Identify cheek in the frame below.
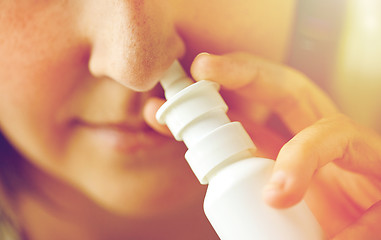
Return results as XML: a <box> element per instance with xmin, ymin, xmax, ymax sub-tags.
<box><xmin>0</xmin><ymin>6</ymin><xmax>89</xmax><ymax>163</ymax></box>
<box><xmin>0</xmin><ymin>48</ymin><xmax>90</xmax><ymax>169</ymax></box>
<box><xmin>0</xmin><ymin>46</ymin><xmax>89</xmax><ymax>127</ymax></box>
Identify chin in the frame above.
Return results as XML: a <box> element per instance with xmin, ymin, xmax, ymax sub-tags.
<box><xmin>79</xmin><ymin>165</ymin><xmax>205</xmax><ymax>218</ymax></box>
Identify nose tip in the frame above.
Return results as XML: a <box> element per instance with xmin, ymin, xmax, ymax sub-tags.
<box><xmin>89</xmin><ymin>47</ymin><xmax>163</xmax><ymax>92</ymax></box>
<box><xmin>86</xmin><ymin>1</ymin><xmax>185</xmax><ymax>92</ymax></box>
<box><xmin>88</xmin><ymin>32</ymin><xmax>167</xmax><ymax>92</ymax></box>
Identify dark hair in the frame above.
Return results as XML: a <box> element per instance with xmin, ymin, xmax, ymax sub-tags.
<box><xmin>0</xmin><ymin>132</ymin><xmax>26</xmax><ymax>239</ymax></box>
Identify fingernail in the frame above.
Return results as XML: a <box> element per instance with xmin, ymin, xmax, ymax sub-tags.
<box><xmin>196</xmin><ymin>52</ymin><xmax>211</xmax><ymax>59</ymax></box>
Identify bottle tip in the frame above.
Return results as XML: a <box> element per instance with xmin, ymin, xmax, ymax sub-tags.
<box><xmin>160</xmin><ymin>61</ymin><xmax>193</xmax><ymax>99</ymax></box>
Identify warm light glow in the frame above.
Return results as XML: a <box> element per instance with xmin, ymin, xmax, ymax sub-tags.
<box><xmin>338</xmin><ymin>0</ymin><xmax>381</xmax><ymax>75</ymax></box>
<box><xmin>333</xmin><ymin>0</ymin><xmax>381</xmax><ymax>130</ymax></box>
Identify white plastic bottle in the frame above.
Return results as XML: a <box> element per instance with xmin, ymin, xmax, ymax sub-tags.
<box><xmin>156</xmin><ymin>61</ymin><xmax>324</xmax><ymax>240</ymax></box>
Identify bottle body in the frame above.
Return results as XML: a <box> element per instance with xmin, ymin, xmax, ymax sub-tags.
<box><xmin>204</xmin><ymin>157</ymin><xmax>325</xmax><ymax>240</ymax></box>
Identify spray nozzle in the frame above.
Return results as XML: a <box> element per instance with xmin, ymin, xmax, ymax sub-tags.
<box><xmin>159</xmin><ymin>61</ymin><xmax>194</xmax><ymax>99</ymax></box>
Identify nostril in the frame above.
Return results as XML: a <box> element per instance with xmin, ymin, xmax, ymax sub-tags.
<box><xmin>83</xmin><ymin>0</ymin><xmax>186</xmax><ymax>93</ymax></box>
<box><xmin>87</xmin><ymin>39</ymin><xmax>163</xmax><ymax>91</ymax></box>
<box><xmin>88</xmin><ymin>44</ymin><xmax>109</xmax><ymax>80</ymax></box>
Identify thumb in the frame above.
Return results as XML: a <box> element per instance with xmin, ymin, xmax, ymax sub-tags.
<box><xmin>263</xmin><ymin>114</ymin><xmax>355</xmax><ymax>208</ymax></box>
<box><xmin>332</xmin><ymin>201</ymin><xmax>381</xmax><ymax>240</ymax></box>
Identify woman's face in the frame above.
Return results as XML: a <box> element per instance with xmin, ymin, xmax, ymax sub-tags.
<box><xmin>0</xmin><ymin>0</ymin><xmax>293</xmax><ymax>216</ymax></box>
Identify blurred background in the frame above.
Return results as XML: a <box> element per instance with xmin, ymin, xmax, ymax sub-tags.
<box><xmin>288</xmin><ymin>0</ymin><xmax>381</xmax><ymax>133</ymax></box>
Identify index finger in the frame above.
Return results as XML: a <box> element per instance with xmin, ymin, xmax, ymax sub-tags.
<box><xmin>190</xmin><ymin>52</ymin><xmax>338</xmax><ymax>134</ymax></box>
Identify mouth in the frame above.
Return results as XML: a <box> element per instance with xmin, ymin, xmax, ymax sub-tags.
<box><xmin>71</xmin><ymin>119</ymin><xmax>169</xmax><ymax>155</ymax></box>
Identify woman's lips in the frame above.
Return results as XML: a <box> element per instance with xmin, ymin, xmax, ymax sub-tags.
<box><xmin>67</xmin><ymin>119</ymin><xmax>188</xmax><ymax>169</ymax></box>
<box><xmin>73</xmin><ymin>120</ymin><xmax>169</xmax><ymax>154</ymax></box>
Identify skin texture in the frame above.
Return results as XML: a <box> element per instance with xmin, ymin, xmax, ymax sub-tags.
<box><xmin>1</xmin><ymin>0</ymin><xmax>380</xmax><ymax>239</ymax></box>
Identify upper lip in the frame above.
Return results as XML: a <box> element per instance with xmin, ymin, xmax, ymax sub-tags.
<box><xmin>70</xmin><ymin>119</ymin><xmax>151</xmax><ymax>133</ymax></box>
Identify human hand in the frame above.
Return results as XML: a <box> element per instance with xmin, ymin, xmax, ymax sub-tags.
<box><xmin>186</xmin><ymin>52</ymin><xmax>381</xmax><ymax>239</ymax></box>
<box><xmin>143</xmin><ymin>52</ymin><xmax>381</xmax><ymax>239</ymax></box>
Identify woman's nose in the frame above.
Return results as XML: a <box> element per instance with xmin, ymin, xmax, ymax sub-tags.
<box><xmin>84</xmin><ymin>0</ymin><xmax>185</xmax><ymax>91</ymax></box>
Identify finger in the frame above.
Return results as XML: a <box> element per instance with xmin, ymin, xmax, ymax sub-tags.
<box><xmin>191</xmin><ymin>52</ymin><xmax>338</xmax><ymax>134</ymax></box>
<box><xmin>263</xmin><ymin>114</ymin><xmax>357</xmax><ymax>209</ymax></box>
<box><xmin>191</xmin><ymin>52</ymin><xmax>258</xmax><ymax>89</ymax></box>
<box><xmin>143</xmin><ymin>97</ymin><xmax>172</xmax><ymax>136</ymax></box>
<box><xmin>332</xmin><ymin>201</ymin><xmax>381</xmax><ymax>240</ymax></box>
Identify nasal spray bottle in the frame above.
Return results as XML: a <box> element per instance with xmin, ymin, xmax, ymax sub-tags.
<box><xmin>156</xmin><ymin>61</ymin><xmax>324</xmax><ymax>240</ymax></box>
